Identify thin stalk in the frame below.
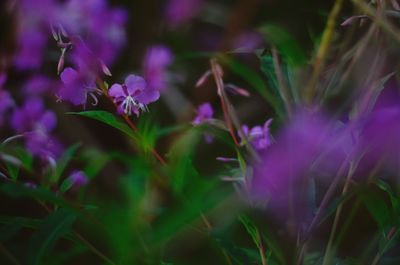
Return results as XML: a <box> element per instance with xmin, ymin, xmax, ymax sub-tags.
<box><xmin>210</xmin><ymin>59</ymin><xmax>240</xmax><ymax>147</ymax></box>
<box><xmin>0</xmin><ymin>243</ymin><xmax>21</xmax><ymax>265</ymax></box>
<box><xmin>271</xmin><ymin>47</ymin><xmax>292</xmax><ymax>116</ymax></box>
<box><xmin>371</xmin><ymin>228</ymin><xmax>399</xmax><ymax>265</ymax></box>
<box><xmin>352</xmin><ymin>0</ymin><xmax>400</xmax><ymax>43</ymax></box>
<box><xmin>73</xmin><ymin>232</ymin><xmax>117</xmax><ymax>265</ymax></box>
<box><xmin>305</xmin><ymin>0</ymin><xmax>344</xmax><ymax>103</ymax></box>
<box><xmin>210</xmin><ymin>58</ymin><xmax>260</xmax><ymax>161</ymax></box>
<box><xmin>321</xmin><ymin>162</ymin><xmax>357</xmax><ymax>265</ymax></box>
<box><xmin>256</xmin><ymin>229</ymin><xmax>268</xmax><ymax>265</ymax></box>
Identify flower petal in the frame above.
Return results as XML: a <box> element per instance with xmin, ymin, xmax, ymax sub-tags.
<box><xmin>125</xmin><ymin>75</ymin><xmax>146</xmax><ymax>95</ymax></box>
<box><xmin>109</xmin><ymin>83</ymin><xmax>125</xmax><ymax>98</ymax></box>
<box><xmin>136</xmin><ymin>88</ymin><xmax>160</xmax><ymax>104</ymax></box>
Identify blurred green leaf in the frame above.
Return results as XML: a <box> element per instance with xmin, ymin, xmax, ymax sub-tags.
<box><xmin>361</xmin><ymin>188</ymin><xmax>392</xmax><ymax>230</ymax></box>
<box><xmin>0</xmin><ymin>182</ymin><xmax>69</xmax><ymax>208</ymax></box>
<box><xmin>218</xmin><ymin>55</ymin><xmax>283</xmax><ymax>118</ymax></box>
<box><xmin>81</xmin><ymin>149</ymin><xmax>110</xmax><ymax>179</ymax></box>
<box><xmin>259</xmin><ymin>24</ymin><xmax>308</xmax><ymax>67</ymax></box>
<box><xmin>27</xmin><ymin>209</ymin><xmax>77</xmax><ymax>265</ymax></box>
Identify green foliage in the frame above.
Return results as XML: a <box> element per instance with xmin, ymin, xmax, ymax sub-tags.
<box><xmin>68</xmin><ymin>110</ymin><xmax>137</xmax><ymax>139</ymax></box>
<box><xmin>26</xmin><ymin>209</ymin><xmax>77</xmax><ymax>265</ymax></box>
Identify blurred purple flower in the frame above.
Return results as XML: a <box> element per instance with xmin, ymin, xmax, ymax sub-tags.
<box><xmin>241</xmin><ymin>119</ymin><xmax>272</xmax><ymax>151</ymax></box>
<box><xmin>0</xmin><ymin>90</ymin><xmax>14</xmax><ymax>126</ymax></box>
<box><xmin>11</xmin><ymin>98</ymin><xmax>56</xmax><ymax>134</ymax></box>
<box><xmin>251</xmin><ymin>111</ymin><xmax>351</xmax><ymax>222</ymax></box>
<box><xmin>23</xmin><ymin>75</ymin><xmax>56</xmax><ymax>95</ymax></box>
<box><xmin>109</xmin><ymin>75</ymin><xmax>160</xmax><ymax>116</ymax></box>
<box><xmin>192</xmin><ymin>103</ymin><xmax>213</xmax><ymax>125</ymax></box>
<box><xmin>58</xmin><ymin>67</ymin><xmax>98</xmax><ymax>106</ymax></box>
<box><xmin>165</xmin><ymin>0</ymin><xmax>203</xmax><ymax>27</ymax></box>
<box><xmin>358</xmin><ymin>105</ymin><xmax>400</xmax><ymax>170</ymax></box>
<box><xmin>143</xmin><ymin>45</ymin><xmax>173</xmax><ymax>92</ymax></box>
<box><xmin>11</xmin><ymin>98</ymin><xmax>61</xmax><ymax>159</ymax></box>
<box><xmin>14</xmin><ymin>0</ymin><xmax>57</xmax><ymax>70</ymax></box>
<box><xmin>67</xmin><ymin>170</ymin><xmax>89</xmax><ymax>189</ymax></box>
<box><xmin>25</xmin><ymin>131</ymin><xmax>63</xmax><ymax>159</ymax></box>
<box><xmin>59</xmin><ymin>0</ymin><xmax>128</xmax><ymax>64</ymax></box>
<box><xmin>13</xmin><ymin>31</ymin><xmax>48</xmax><ymax>70</ymax></box>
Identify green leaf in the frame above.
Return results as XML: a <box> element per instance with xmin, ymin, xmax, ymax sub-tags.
<box><xmin>81</xmin><ymin>149</ymin><xmax>110</xmax><ymax>179</ymax></box>
<box><xmin>361</xmin><ymin>188</ymin><xmax>392</xmax><ymax>230</ymax></box>
<box><xmin>27</xmin><ymin>209</ymin><xmax>77</xmax><ymax>265</ymax></box>
<box><xmin>218</xmin><ymin>55</ymin><xmax>283</xmax><ymax>118</ymax></box>
<box><xmin>68</xmin><ymin>111</ymin><xmax>137</xmax><ymax>139</ymax></box>
<box><xmin>0</xmin><ymin>182</ymin><xmax>69</xmax><ymax>208</ymax></box>
<box><xmin>238</xmin><ymin>215</ymin><xmax>261</xmax><ymax>249</ymax></box>
<box><xmin>259</xmin><ymin>24</ymin><xmax>307</xmax><ymax>67</ymax></box>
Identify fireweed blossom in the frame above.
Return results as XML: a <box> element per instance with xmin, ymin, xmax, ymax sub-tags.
<box><xmin>58</xmin><ymin>67</ymin><xmax>99</xmax><ymax>106</ymax></box>
<box><xmin>240</xmin><ymin>119</ymin><xmax>272</xmax><ymax>151</ymax></box>
<box><xmin>11</xmin><ymin>98</ymin><xmax>61</xmax><ymax>159</ymax></box>
<box><xmin>250</xmin><ymin>111</ymin><xmax>353</xmax><ymax>224</ymax></box>
<box><xmin>192</xmin><ymin>103</ymin><xmax>213</xmax><ymax>125</ymax></box>
<box><xmin>192</xmin><ymin>103</ymin><xmax>214</xmax><ymax>143</ymax></box>
<box><xmin>66</xmin><ymin>170</ymin><xmax>89</xmax><ymax>190</ymax></box>
<box><xmin>109</xmin><ymin>75</ymin><xmax>160</xmax><ymax>116</ymax></box>
<box><xmin>58</xmin><ymin>0</ymin><xmax>128</xmax><ymax>64</ymax></box>
<box><xmin>0</xmin><ymin>90</ymin><xmax>14</xmax><ymax>126</ymax></box>
<box><xmin>143</xmin><ymin>45</ymin><xmax>174</xmax><ymax>92</ymax></box>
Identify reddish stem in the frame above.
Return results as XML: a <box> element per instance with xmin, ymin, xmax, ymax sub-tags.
<box><xmin>210</xmin><ymin>59</ymin><xmax>240</xmax><ymax>147</ymax></box>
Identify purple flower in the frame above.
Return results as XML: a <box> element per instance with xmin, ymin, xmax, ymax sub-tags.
<box><xmin>66</xmin><ymin>170</ymin><xmax>89</xmax><ymax>189</ymax></box>
<box><xmin>241</xmin><ymin>119</ymin><xmax>272</xmax><ymax>151</ymax></box>
<box><xmin>23</xmin><ymin>75</ymin><xmax>56</xmax><ymax>95</ymax></box>
<box><xmin>109</xmin><ymin>75</ymin><xmax>160</xmax><ymax>116</ymax></box>
<box><xmin>11</xmin><ymin>98</ymin><xmax>56</xmax><ymax>134</ymax></box>
<box><xmin>59</xmin><ymin>0</ymin><xmax>128</xmax><ymax>64</ymax></box>
<box><xmin>13</xmin><ymin>0</ymin><xmax>54</xmax><ymax>70</ymax></box>
<box><xmin>251</xmin><ymin>111</ymin><xmax>351</xmax><ymax>222</ymax></box>
<box><xmin>25</xmin><ymin>131</ymin><xmax>62</xmax><ymax>159</ymax></box>
<box><xmin>58</xmin><ymin>67</ymin><xmax>98</xmax><ymax>106</ymax></box>
<box><xmin>14</xmin><ymin>30</ymin><xmax>48</xmax><ymax>70</ymax></box>
<box><xmin>0</xmin><ymin>90</ymin><xmax>14</xmax><ymax>126</ymax></box>
<box><xmin>143</xmin><ymin>45</ymin><xmax>173</xmax><ymax>92</ymax></box>
<box><xmin>165</xmin><ymin>0</ymin><xmax>203</xmax><ymax>27</ymax></box>
<box><xmin>11</xmin><ymin>98</ymin><xmax>62</xmax><ymax>159</ymax></box>
<box><xmin>192</xmin><ymin>103</ymin><xmax>213</xmax><ymax>125</ymax></box>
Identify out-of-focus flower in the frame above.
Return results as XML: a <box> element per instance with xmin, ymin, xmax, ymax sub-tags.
<box><xmin>192</xmin><ymin>103</ymin><xmax>213</xmax><ymax>125</ymax></box>
<box><xmin>165</xmin><ymin>0</ymin><xmax>203</xmax><ymax>27</ymax></box>
<box><xmin>11</xmin><ymin>98</ymin><xmax>61</xmax><ymax>159</ymax></box>
<box><xmin>14</xmin><ymin>0</ymin><xmax>57</xmax><ymax>70</ymax></box>
<box><xmin>358</xmin><ymin>105</ymin><xmax>400</xmax><ymax>170</ymax></box>
<box><xmin>66</xmin><ymin>170</ymin><xmax>89</xmax><ymax>189</ymax></box>
<box><xmin>59</xmin><ymin>0</ymin><xmax>128</xmax><ymax>64</ymax></box>
<box><xmin>25</xmin><ymin>131</ymin><xmax>62</xmax><ymax>159</ymax></box>
<box><xmin>11</xmin><ymin>98</ymin><xmax>56</xmax><ymax>133</ymax></box>
<box><xmin>192</xmin><ymin>103</ymin><xmax>214</xmax><ymax>143</ymax></box>
<box><xmin>251</xmin><ymin>111</ymin><xmax>352</xmax><ymax>222</ymax></box>
<box><xmin>0</xmin><ymin>91</ymin><xmax>14</xmax><ymax>126</ymax></box>
<box><xmin>58</xmin><ymin>67</ymin><xmax>98</xmax><ymax>106</ymax></box>
<box><xmin>143</xmin><ymin>45</ymin><xmax>173</xmax><ymax>92</ymax></box>
<box><xmin>240</xmin><ymin>119</ymin><xmax>272</xmax><ymax>151</ymax></box>
<box><xmin>23</xmin><ymin>75</ymin><xmax>56</xmax><ymax>95</ymax></box>
<box><xmin>109</xmin><ymin>75</ymin><xmax>159</xmax><ymax>116</ymax></box>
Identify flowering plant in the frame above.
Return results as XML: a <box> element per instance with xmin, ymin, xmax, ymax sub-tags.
<box><xmin>0</xmin><ymin>0</ymin><xmax>400</xmax><ymax>264</ymax></box>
